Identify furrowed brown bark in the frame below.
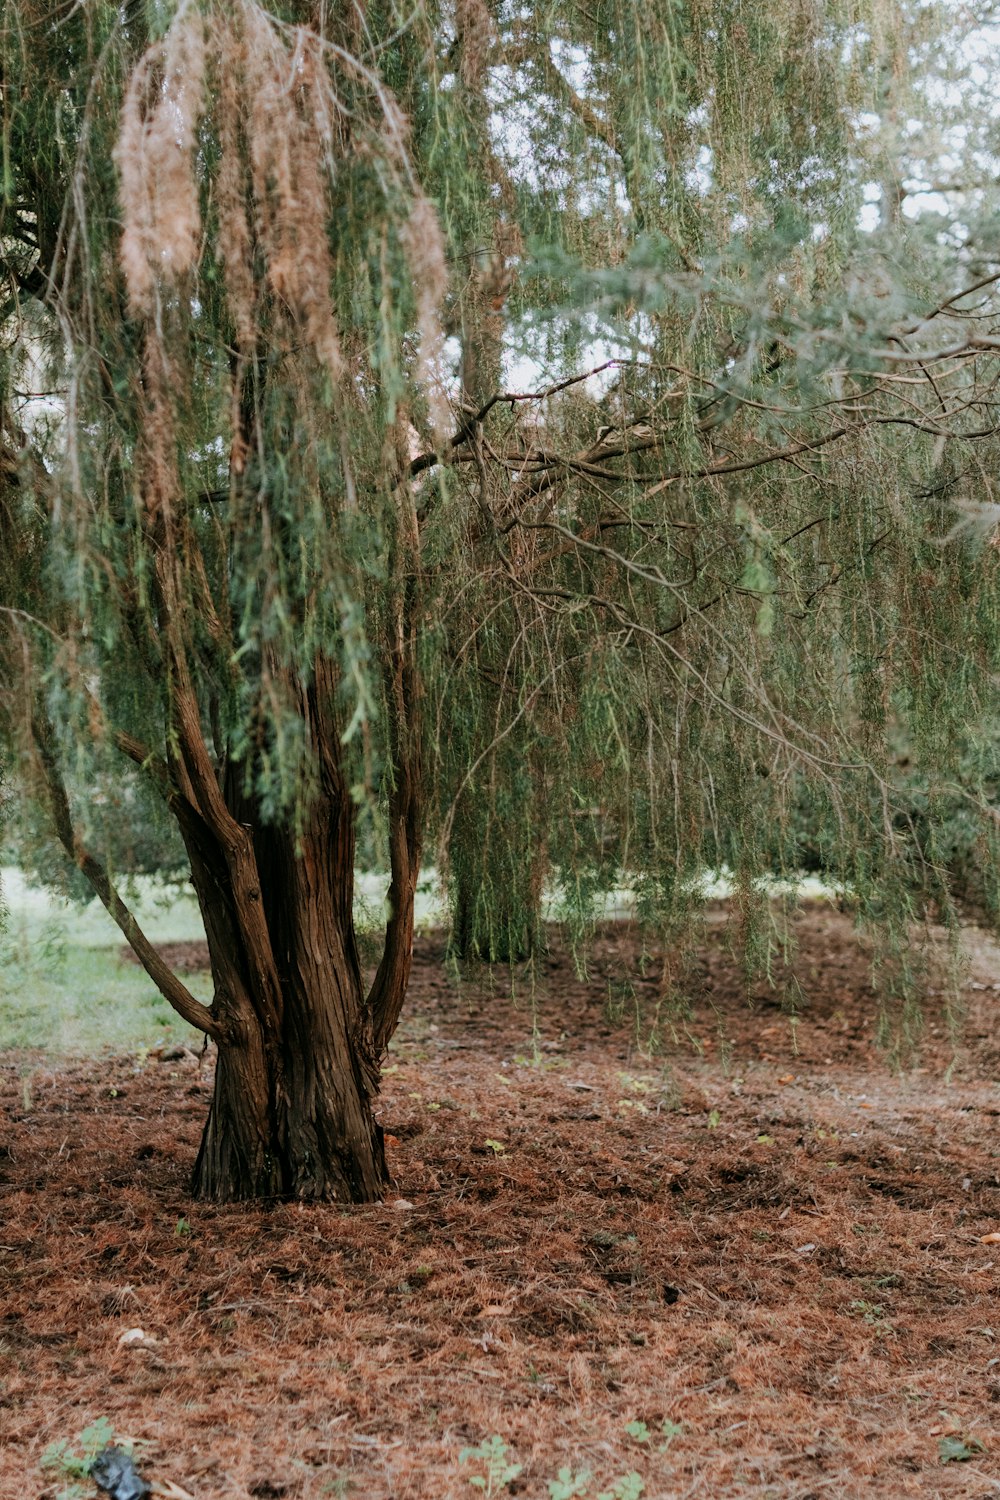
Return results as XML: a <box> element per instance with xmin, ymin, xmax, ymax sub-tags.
<box><xmin>186</xmin><ymin>791</ymin><xmax>389</xmax><ymax>1203</ymax></box>
<box><xmin>175</xmin><ymin>665</ymin><xmax>393</xmax><ymax>1203</ymax></box>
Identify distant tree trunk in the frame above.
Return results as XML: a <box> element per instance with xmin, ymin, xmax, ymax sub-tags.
<box><xmin>451</xmin><ymin>887</ymin><xmax>536</xmax><ymax>963</ymax></box>
<box><xmin>448</xmin><ymin>790</ymin><xmax>544</xmax><ymax>964</ymax></box>
<box><xmin>444</xmin><ymin>3</ymin><xmax>536</xmax><ymax>965</ymax></box>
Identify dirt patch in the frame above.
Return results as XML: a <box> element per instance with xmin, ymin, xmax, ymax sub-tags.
<box><xmin>4</xmin><ymin>906</ymin><xmax>1000</xmax><ymax>1498</ymax></box>
<box><xmin>120</xmin><ymin>940</ymin><xmax>212</xmax><ymax>975</ymax></box>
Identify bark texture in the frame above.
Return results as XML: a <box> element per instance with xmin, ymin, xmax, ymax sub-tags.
<box><xmin>176</xmin><ymin>673</ymin><xmax>403</xmax><ymax>1203</ymax></box>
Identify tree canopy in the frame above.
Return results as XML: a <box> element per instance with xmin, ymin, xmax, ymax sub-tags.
<box><xmin>1</xmin><ymin>0</ymin><xmax>999</xmax><ymax>1199</ymax></box>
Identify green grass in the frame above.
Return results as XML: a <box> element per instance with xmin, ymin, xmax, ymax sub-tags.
<box><xmin>0</xmin><ymin>943</ymin><xmax>210</xmax><ymax>1054</ymax></box>
<box><xmin>1</xmin><ymin>866</ymin><xmax>208</xmax><ymax>1055</ymax></box>
<box><xmin>2</xmin><ymin>866</ymin><xmax>207</xmax><ymax>949</ymax></box>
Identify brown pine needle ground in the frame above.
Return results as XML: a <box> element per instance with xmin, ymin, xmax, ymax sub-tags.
<box><xmin>2</xmin><ymin>907</ymin><xmax>1000</xmax><ymax>1498</ymax></box>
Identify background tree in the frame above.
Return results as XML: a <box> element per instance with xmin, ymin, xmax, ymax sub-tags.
<box><xmin>1</xmin><ymin>0</ymin><xmax>999</xmax><ymax>1202</ymax></box>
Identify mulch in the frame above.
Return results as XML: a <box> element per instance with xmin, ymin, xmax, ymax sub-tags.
<box><xmin>3</xmin><ymin>906</ymin><xmax>1000</xmax><ymax>1498</ymax></box>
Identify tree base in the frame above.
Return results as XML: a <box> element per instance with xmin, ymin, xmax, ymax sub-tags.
<box><xmin>190</xmin><ymin>1039</ymin><xmax>390</xmax><ymax>1203</ymax></box>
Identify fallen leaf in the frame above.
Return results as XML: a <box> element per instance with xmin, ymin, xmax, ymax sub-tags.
<box><xmin>939</xmin><ymin>1434</ymin><xmax>986</xmax><ymax>1464</ymax></box>
<box><xmin>979</xmin><ymin>1232</ymin><xmax>1000</xmax><ymax>1244</ymax></box>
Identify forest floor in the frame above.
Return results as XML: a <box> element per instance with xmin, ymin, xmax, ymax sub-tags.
<box><xmin>2</xmin><ymin>904</ymin><xmax>1000</xmax><ymax>1499</ymax></box>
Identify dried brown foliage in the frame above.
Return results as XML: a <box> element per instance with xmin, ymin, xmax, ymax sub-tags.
<box><xmin>457</xmin><ymin>0</ymin><xmax>496</xmax><ymax>89</ymax></box>
<box><xmin>115</xmin><ymin>2</ymin><xmax>451</xmax><ymax>416</ymax></box>
<box><xmin>115</xmin><ymin>9</ymin><xmax>207</xmax><ymax>312</ymax></box>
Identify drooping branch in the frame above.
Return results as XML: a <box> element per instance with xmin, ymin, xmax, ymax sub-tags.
<box><xmin>135</xmin><ymin>325</ymin><xmax>287</xmax><ymax>1044</ymax></box>
<box><xmin>368</xmin><ymin>455</ymin><xmax>423</xmax><ymax>1054</ymax></box>
<box><xmin>30</xmin><ymin>708</ymin><xmax>221</xmax><ymax>1040</ymax></box>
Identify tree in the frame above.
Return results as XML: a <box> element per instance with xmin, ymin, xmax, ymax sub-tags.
<box><xmin>1</xmin><ymin>0</ymin><xmax>998</xmax><ymax>1201</ymax></box>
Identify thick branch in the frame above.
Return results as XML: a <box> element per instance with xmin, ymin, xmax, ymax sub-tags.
<box><xmin>31</xmin><ymin>710</ymin><xmax>221</xmax><ymax>1040</ymax></box>
<box><xmin>368</xmin><ymin>457</ymin><xmax>422</xmax><ymax>1053</ymax></box>
<box><xmin>367</xmin><ymin>755</ymin><xmax>420</xmax><ymax>1054</ymax></box>
<box><xmin>408</xmin><ymin>361</ymin><xmax>634</xmax><ymax>481</ymax></box>
<box><xmin>138</xmin><ymin>348</ymin><xmax>284</xmax><ymax>1040</ymax></box>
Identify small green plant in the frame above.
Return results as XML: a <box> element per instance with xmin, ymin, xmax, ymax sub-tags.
<box><xmin>483</xmin><ymin>1139</ymin><xmax>507</xmax><ymax>1156</ymax></box>
<box><xmin>618</xmin><ymin>1073</ymin><xmax>652</xmax><ymax>1094</ymax></box>
<box><xmin>459</xmin><ymin>1435</ymin><xmax>522</xmax><ymax>1495</ymax></box>
<box><xmin>321</xmin><ymin>1477</ymin><xmax>355</xmax><ymax>1497</ymax></box>
<box><xmin>538</xmin><ymin>1470</ymin><xmax>646</xmax><ymax>1500</ymax></box>
<box><xmin>41</xmin><ymin>1417</ymin><xmax>119</xmax><ymax>1500</ymax></box>
<box><xmin>939</xmin><ymin>1434</ymin><xmax>986</xmax><ymax>1464</ymax></box>
<box><xmin>849</xmin><ymin>1299</ymin><xmax>887</xmax><ymax>1326</ymax></box>
<box><xmin>659</xmin><ymin>1419</ymin><xmax>684</xmax><ymax>1448</ymax></box>
<box><xmin>547</xmin><ymin>1469</ymin><xmax>592</xmax><ymax>1499</ymax></box>
<box><xmin>596</xmin><ymin>1475</ymin><xmax>644</xmax><ymax>1500</ymax></box>
<box><xmin>174</xmin><ymin>1216</ymin><xmax>192</xmax><ymax>1237</ymax></box>
<box><xmin>624</xmin><ymin>1420</ymin><xmax>650</xmax><ymax>1444</ymax></box>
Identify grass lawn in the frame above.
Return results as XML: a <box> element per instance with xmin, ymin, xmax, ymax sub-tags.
<box><xmin>1</xmin><ymin>867</ymin><xmax>210</xmax><ymax>1054</ymax></box>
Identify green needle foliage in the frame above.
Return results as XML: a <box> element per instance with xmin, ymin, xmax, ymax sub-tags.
<box><xmin>1</xmin><ymin>0</ymin><xmax>998</xmax><ymax>1198</ymax></box>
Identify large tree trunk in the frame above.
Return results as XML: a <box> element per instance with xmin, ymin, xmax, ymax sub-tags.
<box><xmin>186</xmin><ymin>788</ymin><xmax>392</xmax><ymax>1202</ymax></box>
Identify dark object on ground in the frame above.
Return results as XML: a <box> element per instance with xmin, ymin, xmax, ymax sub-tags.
<box><xmin>89</xmin><ymin>1446</ymin><xmax>151</xmax><ymax>1500</ymax></box>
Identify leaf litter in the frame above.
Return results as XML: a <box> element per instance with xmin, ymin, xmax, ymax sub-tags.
<box><xmin>2</xmin><ymin>906</ymin><xmax>1000</xmax><ymax>1497</ymax></box>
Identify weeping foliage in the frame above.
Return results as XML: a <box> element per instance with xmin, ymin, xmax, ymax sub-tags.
<box><xmin>2</xmin><ymin>0</ymin><xmax>999</xmax><ymax>1040</ymax></box>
